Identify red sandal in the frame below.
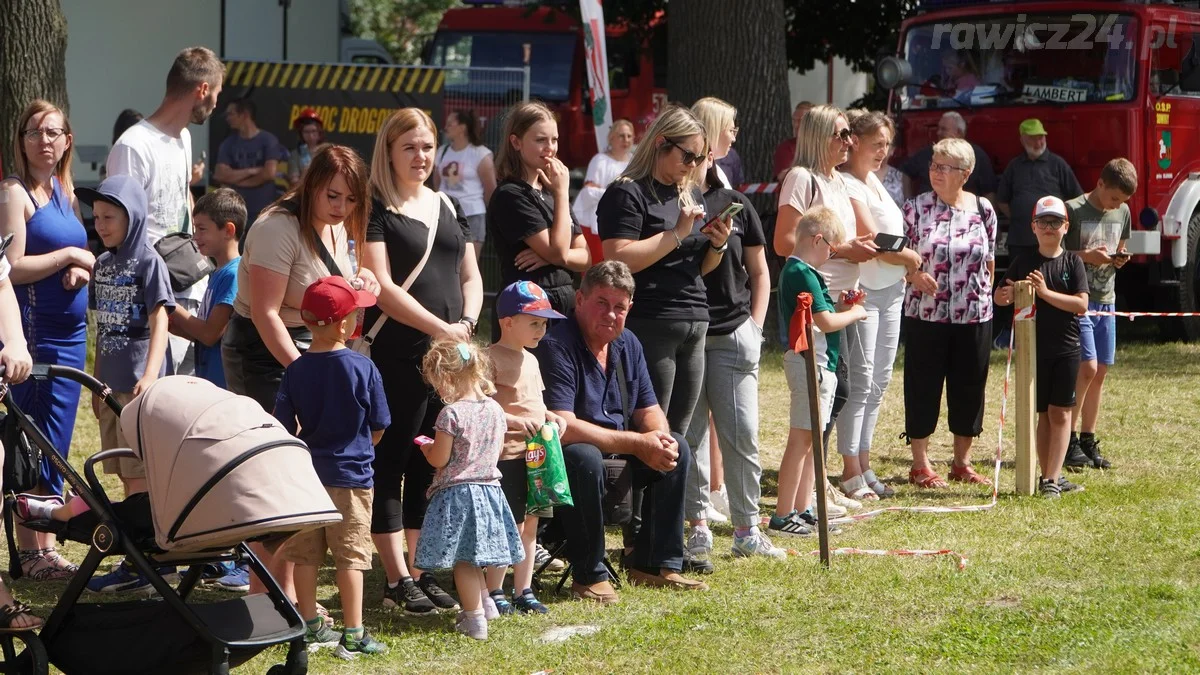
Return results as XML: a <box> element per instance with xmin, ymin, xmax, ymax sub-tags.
<box><xmin>908</xmin><ymin>466</ymin><xmax>948</xmax><ymax>489</ymax></box>
<box><xmin>948</xmin><ymin>463</ymin><xmax>992</xmax><ymax>486</ymax></box>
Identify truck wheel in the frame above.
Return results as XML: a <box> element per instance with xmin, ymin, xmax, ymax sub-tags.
<box><xmin>1175</xmin><ymin>209</ymin><xmax>1200</xmax><ymax>341</ymax></box>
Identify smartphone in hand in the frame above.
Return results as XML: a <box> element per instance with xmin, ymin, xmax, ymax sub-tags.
<box><xmin>702</xmin><ymin>201</ymin><xmax>745</xmax><ymax>232</ymax></box>
<box><xmin>873</xmin><ymin>232</ymin><xmax>907</xmax><ymax>253</ymax></box>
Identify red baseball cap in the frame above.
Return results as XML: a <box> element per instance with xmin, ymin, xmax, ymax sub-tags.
<box><xmin>301</xmin><ymin>276</ymin><xmax>376</xmax><ymax>326</ymax></box>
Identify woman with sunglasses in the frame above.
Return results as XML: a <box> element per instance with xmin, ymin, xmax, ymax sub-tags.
<box><xmin>597</xmin><ymin>105</ymin><xmax>731</xmax><ymax>567</ymax></box>
<box><xmin>773</xmin><ymin>103</ymin><xmax>877</xmax><ymax>515</ymax></box>
<box><xmin>0</xmin><ymin>100</ymin><xmax>92</xmax><ymax>581</ymax></box>
<box><xmin>901</xmin><ymin>137</ymin><xmax>996</xmax><ymax>489</ymax></box>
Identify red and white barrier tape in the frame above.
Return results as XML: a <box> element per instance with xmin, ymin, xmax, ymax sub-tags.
<box><xmin>787</xmin><ymin>547</ymin><xmax>970</xmax><ymax>570</ymax></box>
<box><xmin>734</xmin><ymin>182</ymin><xmax>780</xmax><ymax>195</ymax></box>
<box><xmin>1015</xmin><ymin>305</ymin><xmax>1036</xmax><ymax>321</ymax></box>
<box><xmin>1086</xmin><ymin>310</ymin><xmax>1200</xmax><ymax>319</ymax></box>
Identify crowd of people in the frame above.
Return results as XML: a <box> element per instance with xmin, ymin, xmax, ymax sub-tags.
<box><xmin>0</xmin><ymin>45</ymin><xmax>1134</xmax><ymax>651</ymax></box>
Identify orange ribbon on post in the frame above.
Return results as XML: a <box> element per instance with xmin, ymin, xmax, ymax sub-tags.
<box><xmin>789</xmin><ymin>292</ymin><xmax>831</xmax><ymax>567</ymax></box>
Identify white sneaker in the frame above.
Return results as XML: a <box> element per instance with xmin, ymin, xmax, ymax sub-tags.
<box><xmin>810</xmin><ymin>491</ymin><xmax>848</xmax><ymax>517</ymax></box>
<box><xmin>704</xmin><ymin>504</ymin><xmax>729</xmax><ymax>523</ymax></box>
<box><xmin>534</xmin><ymin>543</ymin><xmax>566</xmax><ymax>572</ymax></box>
<box><xmin>683</xmin><ymin>526</ymin><xmax>714</xmax><ymax>574</ymax></box>
<box><xmin>731</xmin><ymin>527</ymin><xmax>787</xmax><ymax>559</ymax></box>
<box><xmin>710</xmin><ymin>484</ymin><xmax>731</xmax><ymax>520</ymax></box>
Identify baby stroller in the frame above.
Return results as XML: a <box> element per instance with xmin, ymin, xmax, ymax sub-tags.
<box><xmin>1</xmin><ymin>367</ymin><xmax>343</xmax><ymax>675</ymax></box>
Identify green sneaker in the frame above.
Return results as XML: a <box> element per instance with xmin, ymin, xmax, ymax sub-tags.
<box><xmin>304</xmin><ymin>620</ymin><xmax>342</xmax><ymax>651</ymax></box>
<box><xmin>335</xmin><ymin>629</ymin><xmax>387</xmax><ymax>660</ymax></box>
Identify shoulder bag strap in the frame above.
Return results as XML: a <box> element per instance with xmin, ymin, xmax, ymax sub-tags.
<box><xmin>612</xmin><ymin>348</ymin><xmax>632</xmax><ymax>431</ymax></box>
<box><xmin>808</xmin><ymin>171</ymin><xmax>818</xmax><ymax>211</ymax></box>
<box><xmin>363</xmin><ymin>191</ymin><xmax>451</xmax><ymax>342</ymax></box>
<box><xmin>314</xmin><ymin>237</ymin><xmax>344</xmax><ymax>278</ymax></box>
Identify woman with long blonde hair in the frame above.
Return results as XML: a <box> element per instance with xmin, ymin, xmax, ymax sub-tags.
<box><xmin>361</xmin><ymin>107</ymin><xmax>483</xmax><ymax>615</ymax></box>
<box><xmin>597</xmin><ymin>105</ymin><xmax>730</xmax><ymax>582</ymax></box>
<box><xmin>680</xmin><ymin>96</ymin><xmax>784</xmax><ymax>562</ymax></box>
<box><xmin>772</xmin><ymin>104</ymin><xmax>880</xmax><ymax>522</ymax></box>
<box><xmin>0</xmin><ymin>100</ymin><xmax>92</xmax><ymax>580</ymax></box>
<box><xmin>486</xmin><ymin>101</ymin><xmax>590</xmax><ymax>341</ymax></box>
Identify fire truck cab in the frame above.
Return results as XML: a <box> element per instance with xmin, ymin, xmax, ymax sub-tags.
<box><xmin>878</xmin><ymin>0</ymin><xmax>1200</xmax><ymax>338</ymax></box>
<box><xmin>428</xmin><ymin>2</ymin><xmax>666</xmax><ymax>171</ymax></box>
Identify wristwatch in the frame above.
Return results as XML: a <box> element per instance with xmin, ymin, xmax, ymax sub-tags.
<box><xmin>459</xmin><ymin>317</ymin><xmax>477</xmax><ymax>337</ymax></box>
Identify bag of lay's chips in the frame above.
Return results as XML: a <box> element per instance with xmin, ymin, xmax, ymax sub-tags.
<box><xmin>526</xmin><ymin>422</ymin><xmax>573</xmax><ymax>509</ymax></box>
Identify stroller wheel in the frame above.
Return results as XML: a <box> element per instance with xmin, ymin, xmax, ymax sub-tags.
<box><xmin>266</xmin><ymin>663</ymin><xmax>306</xmax><ymax>675</ymax></box>
<box><xmin>0</xmin><ymin>632</ymin><xmax>48</xmax><ymax>675</ymax></box>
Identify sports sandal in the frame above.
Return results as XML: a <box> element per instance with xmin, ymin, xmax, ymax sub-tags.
<box><xmin>863</xmin><ymin>470</ymin><xmax>895</xmax><ymax>498</ymax></box>
<box><xmin>0</xmin><ymin>601</ymin><xmax>42</xmax><ymax>633</ymax></box>
<box><xmin>19</xmin><ymin>547</ymin><xmax>77</xmax><ymax>581</ymax></box>
<box><xmin>840</xmin><ymin>475</ymin><xmax>880</xmax><ymax>501</ymax></box>
<box><xmin>948</xmin><ymin>463</ymin><xmax>993</xmax><ymax>486</ymax></box>
<box><xmin>908</xmin><ymin>466</ymin><xmax>948</xmax><ymax>489</ymax></box>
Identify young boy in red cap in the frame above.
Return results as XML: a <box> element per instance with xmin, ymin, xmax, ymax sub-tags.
<box><xmin>274</xmin><ymin>276</ymin><xmax>391</xmax><ymax>658</ymax></box>
<box><xmin>995</xmin><ymin>196</ymin><xmax>1089</xmax><ymax>499</ymax></box>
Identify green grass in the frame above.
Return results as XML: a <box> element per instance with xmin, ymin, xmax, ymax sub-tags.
<box><xmin>11</xmin><ymin>338</ymin><xmax>1200</xmax><ymax>673</ymax></box>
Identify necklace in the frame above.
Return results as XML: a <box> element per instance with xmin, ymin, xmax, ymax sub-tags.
<box><xmin>644</xmin><ymin>178</ymin><xmax>679</xmax><ymax>206</ymax></box>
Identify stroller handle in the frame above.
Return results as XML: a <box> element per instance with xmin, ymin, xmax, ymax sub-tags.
<box><xmin>31</xmin><ymin>364</ymin><xmax>124</xmax><ymax>416</ymax></box>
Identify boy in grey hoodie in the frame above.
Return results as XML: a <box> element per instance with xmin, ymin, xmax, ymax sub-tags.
<box><xmin>77</xmin><ymin>175</ymin><xmax>175</xmax><ymax>496</ymax></box>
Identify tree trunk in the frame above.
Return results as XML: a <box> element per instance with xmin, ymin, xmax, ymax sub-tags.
<box><xmin>0</xmin><ymin>0</ymin><xmax>70</xmax><ymax>175</ymax></box>
<box><xmin>667</xmin><ymin>0</ymin><xmax>790</xmax><ymax>184</ymax></box>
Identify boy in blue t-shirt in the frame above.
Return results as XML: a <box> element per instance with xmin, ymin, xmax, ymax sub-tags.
<box><xmin>770</xmin><ymin>207</ymin><xmax>866</xmax><ymax>539</ymax></box>
<box><xmin>274</xmin><ymin>276</ymin><xmax>390</xmax><ymax>659</ymax></box>
<box><xmin>169</xmin><ymin>188</ymin><xmax>244</xmax><ymax>389</ymax></box>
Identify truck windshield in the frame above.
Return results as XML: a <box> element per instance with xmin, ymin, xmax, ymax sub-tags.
<box><xmin>430</xmin><ymin>31</ymin><xmax>576</xmax><ymax>101</ymax></box>
<box><xmin>899</xmin><ymin>13</ymin><xmax>1137</xmax><ymax>109</ymax></box>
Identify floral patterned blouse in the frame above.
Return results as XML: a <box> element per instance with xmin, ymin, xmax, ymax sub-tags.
<box><xmin>902</xmin><ymin>191</ymin><xmax>997</xmax><ymax>324</ymax></box>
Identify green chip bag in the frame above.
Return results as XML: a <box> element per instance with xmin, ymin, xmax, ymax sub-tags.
<box><xmin>526</xmin><ymin>422</ymin><xmax>573</xmax><ymax>509</ymax></box>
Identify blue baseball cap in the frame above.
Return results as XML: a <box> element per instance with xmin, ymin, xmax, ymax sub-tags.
<box><xmin>496</xmin><ymin>281</ymin><xmax>567</xmax><ymax>320</ymax></box>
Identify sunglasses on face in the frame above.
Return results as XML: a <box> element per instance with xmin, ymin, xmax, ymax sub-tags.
<box><xmin>832</xmin><ymin>128</ymin><xmax>853</xmax><ymax>144</ymax></box>
<box><xmin>1034</xmin><ymin>218</ymin><xmax>1066</xmax><ymax>229</ymax></box>
<box><xmin>929</xmin><ymin>161</ymin><xmax>966</xmax><ymax>175</ymax></box>
<box><xmin>664</xmin><ymin>139</ymin><xmax>705</xmax><ymax>167</ymax></box>
<box><xmin>23</xmin><ymin>128</ymin><xmax>66</xmax><ymax>142</ymax></box>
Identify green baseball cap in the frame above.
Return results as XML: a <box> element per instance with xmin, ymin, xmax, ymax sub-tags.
<box><xmin>1019</xmin><ymin>118</ymin><xmax>1047</xmax><ymax>136</ymax></box>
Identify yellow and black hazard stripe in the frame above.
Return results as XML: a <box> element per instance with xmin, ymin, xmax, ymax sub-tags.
<box><xmin>224</xmin><ymin>61</ymin><xmax>445</xmax><ymax>94</ymax></box>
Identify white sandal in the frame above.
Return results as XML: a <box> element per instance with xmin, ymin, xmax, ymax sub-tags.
<box><xmin>862</xmin><ymin>469</ymin><xmax>895</xmax><ymax>498</ymax></box>
<box><xmin>841</xmin><ymin>475</ymin><xmax>880</xmax><ymax>501</ymax></box>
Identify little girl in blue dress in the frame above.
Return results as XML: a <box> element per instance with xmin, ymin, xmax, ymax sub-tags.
<box><xmin>415</xmin><ymin>338</ymin><xmax>524</xmax><ymax>641</ymax></box>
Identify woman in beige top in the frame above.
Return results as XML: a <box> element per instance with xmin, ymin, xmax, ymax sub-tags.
<box><xmin>222</xmin><ymin>144</ymin><xmax>379</xmax><ymax>600</ymax></box>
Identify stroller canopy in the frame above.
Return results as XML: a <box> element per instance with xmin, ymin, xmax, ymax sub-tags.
<box><xmin>120</xmin><ymin>376</ymin><xmax>341</xmax><ymax>552</ymax></box>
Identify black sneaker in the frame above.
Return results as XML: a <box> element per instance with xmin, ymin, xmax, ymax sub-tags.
<box><xmin>383</xmin><ymin>579</ymin><xmax>437</xmax><ymax>615</ymax></box>
<box><xmin>1039</xmin><ymin>478</ymin><xmax>1062</xmax><ymax>499</ymax></box>
<box><xmin>1057</xmin><ymin>476</ymin><xmax>1085</xmax><ymax>494</ymax></box>
<box><xmin>798</xmin><ymin>509</ymin><xmax>844</xmax><ymax>535</ymax></box>
<box><xmin>417</xmin><ymin>573</ymin><xmax>460</xmax><ymax>611</ymax></box>
<box><xmin>1080</xmin><ymin>437</ymin><xmax>1112</xmax><ymax>469</ymax></box>
<box><xmin>513</xmin><ymin>588</ymin><xmax>549</xmax><ymax>615</ymax></box>
<box><xmin>489</xmin><ymin>590</ymin><xmax>515</xmax><ymax>615</ymax></box>
<box><xmin>1063</xmin><ymin>437</ymin><xmax>1089</xmax><ymax>470</ymax></box>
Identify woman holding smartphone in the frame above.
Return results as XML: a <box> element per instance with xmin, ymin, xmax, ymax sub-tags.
<box><xmin>681</xmin><ymin>97</ymin><xmax>784</xmax><ymax>567</ymax></box>
<box><xmin>836</xmin><ymin>110</ymin><xmax>923</xmax><ymax>499</ymax></box>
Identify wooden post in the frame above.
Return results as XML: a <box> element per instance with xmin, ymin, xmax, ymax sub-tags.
<box><xmin>803</xmin><ymin>315</ymin><xmax>831</xmax><ymax>567</ymax></box>
<box><xmin>1013</xmin><ymin>280</ymin><xmax>1038</xmax><ymax>496</ymax></box>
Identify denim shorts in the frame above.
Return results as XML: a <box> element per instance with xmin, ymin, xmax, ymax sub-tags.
<box><xmin>1079</xmin><ymin>302</ymin><xmax>1116</xmax><ymax>365</ymax></box>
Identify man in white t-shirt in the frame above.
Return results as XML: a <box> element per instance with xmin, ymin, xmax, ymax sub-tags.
<box><xmin>107</xmin><ymin>46</ymin><xmax>224</xmax><ymax>376</ymax></box>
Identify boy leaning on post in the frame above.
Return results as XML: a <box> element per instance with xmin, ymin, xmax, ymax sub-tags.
<box><xmin>995</xmin><ymin>196</ymin><xmax>1088</xmax><ymax>499</ymax></box>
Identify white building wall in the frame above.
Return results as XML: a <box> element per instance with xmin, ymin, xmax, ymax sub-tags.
<box><xmin>788</xmin><ymin>56</ymin><xmax>869</xmax><ymax>109</ymax></box>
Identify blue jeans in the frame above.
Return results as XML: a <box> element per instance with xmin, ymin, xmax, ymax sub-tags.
<box><xmin>556</xmin><ymin>434</ymin><xmax>691</xmax><ymax>584</ymax></box>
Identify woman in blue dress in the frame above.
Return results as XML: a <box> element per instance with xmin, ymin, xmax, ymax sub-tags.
<box><xmin>0</xmin><ymin>100</ymin><xmax>94</xmax><ymax>580</ymax></box>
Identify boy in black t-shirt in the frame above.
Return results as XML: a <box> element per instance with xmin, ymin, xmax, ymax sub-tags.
<box><xmin>995</xmin><ymin>196</ymin><xmax>1089</xmax><ymax>499</ymax></box>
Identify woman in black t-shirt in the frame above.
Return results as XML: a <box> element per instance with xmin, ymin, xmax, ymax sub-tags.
<box><xmin>681</xmin><ymin>96</ymin><xmax>781</xmax><ymax>557</ymax></box>
<box><xmin>597</xmin><ymin>105</ymin><xmax>730</xmax><ymax>436</ymax></box>
<box><xmin>361</xmin><ymin>108</ymin><xmax>483</xmax><ymax>612</ymax></box>
<box><xmin>487</xmin><ymin>101</ymin><xmax>590</xmax><ymax>341</ymax></box>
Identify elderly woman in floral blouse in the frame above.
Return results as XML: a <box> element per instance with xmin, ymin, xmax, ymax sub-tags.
<box><xmin>901</xmin><ymin>137</ymin><xmax>996</xmax><ymax>489</ymax></box>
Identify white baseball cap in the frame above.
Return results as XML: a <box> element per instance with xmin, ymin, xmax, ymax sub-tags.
<box><xmin>1032</xmin><ymin>195</ymin><xmax>1068</xmax><ymax>220</ymax></box>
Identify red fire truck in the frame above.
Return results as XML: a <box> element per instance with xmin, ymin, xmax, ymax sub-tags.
<box><xmin>877</xmin><ymin>0</ymin><xmax>1200</xmax><ymax>338</ymax></box>
<box><xmin>427</xmin><ymin>2</ymin><xmax>667</xmax><ymax>171</ymax></box>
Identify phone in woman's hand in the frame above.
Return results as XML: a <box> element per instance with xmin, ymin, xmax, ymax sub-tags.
<box><xmin>873</xmin><ymin>233</ymin><xmax>907</xmax><ymax>253</ymax></box>
<box><xmin>702</xmin><ymin>201</ymin><xmax>745</xmax><ymax>232</ymax></box>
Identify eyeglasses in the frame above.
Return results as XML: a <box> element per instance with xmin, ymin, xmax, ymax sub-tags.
<box><xmin>832</xmin><ymin>128</ymin><xmax>853</xmax><ymax>144</ymax></box>
<box><xmin>1034</xmin><ymin>218</ymin><xmax>1066</xmax><ymax>229</ymax></box>
<box><xmin>729</xmin><ymin>126</ymin><xmax>740</xmax><ymax>138</ymax></box>
<box><xmin>816</xmin><ymin>234</ymin><xmax>837</xmax><ymax>259</ymax></box>
<box><xmin>665</xmin><ymin>139</ymin><xmax>705</xmax><ymax>167</ymax></box>
<box><xmin>929</xmin><ymin>161</ymin><xmax>966</xmax><ymax>175</ymax></box>
<box><xmin>23</xmin><ymin>128</ymin><xmax>66</xmax><ymax>142</ymax></box>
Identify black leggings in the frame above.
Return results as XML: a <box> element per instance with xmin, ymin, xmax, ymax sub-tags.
<box><xmin>902</xmin><ymin>318</ymin><xmax>991</xmax><ymax>439</ymax></box>
<box><xmin>370</xmin><ymin>349</ymin><xmax>439</xmax><ymax>533</ymax></box>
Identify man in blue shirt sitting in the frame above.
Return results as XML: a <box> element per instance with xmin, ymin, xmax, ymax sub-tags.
<box><xmin>535</xmin><ymin>261</ymin><xmax>708</xmax><ymax>604</ymax></box>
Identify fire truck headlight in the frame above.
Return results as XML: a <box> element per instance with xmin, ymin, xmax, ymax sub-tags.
<box><xmin>1139</xmin><ymin>207</ymin><xmax>1160</xmax><ymax>230</ymax></box>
